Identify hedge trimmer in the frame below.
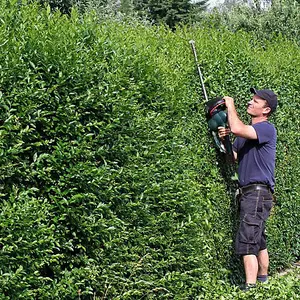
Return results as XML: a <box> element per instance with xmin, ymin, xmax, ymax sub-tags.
<box><xmin>189</xmin><ymin>40</ymin><xmax>233</xmax><ymax>158</ymax></box>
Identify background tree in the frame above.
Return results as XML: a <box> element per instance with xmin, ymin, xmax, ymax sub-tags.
<box><xmin>206</xmin><ymin>0</ymin><xmax>299</xmax><ymax>43</ymax></box>
<box><xmin>38</xmin><ymin>0</ymin><xmax>74</xmax><ymax>14</ymax></box>
<box><xmin>36</xmin><ymin>0</ymin><xmax>208</xmax><ymax>28</ymax></box>
<box><xmin>132</xmin><ymin>0</ymin><xmax>209</xmax><ymax>28</ymax></box>
<box><xmin>36</xmin><ymin>0</ymin><xmax>113</xmax><ymax>15</ymax></box>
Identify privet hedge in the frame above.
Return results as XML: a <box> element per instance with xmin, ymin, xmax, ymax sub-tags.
<box><xmin>0</xmin><ymin>1</ymin><xmax>299</xmax><ymax>298</ymax></box>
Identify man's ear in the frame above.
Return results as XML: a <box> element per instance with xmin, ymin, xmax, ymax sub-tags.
<box><xmin>263</xmin><ymin>106</ymin><xmax>271</xmax><ymax>115</ymax></box>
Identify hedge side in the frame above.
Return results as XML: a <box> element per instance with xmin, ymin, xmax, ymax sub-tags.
<box><xmin>0</xmin><ymin>1</ymin><xmax>299</xmax><ymax>298</ymax></box>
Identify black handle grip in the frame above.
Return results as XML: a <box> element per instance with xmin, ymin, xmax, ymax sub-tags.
<box><xmin>224</xmin><ymin>135</ymin><xmax>234</xmax><ymax>162</ymax></box>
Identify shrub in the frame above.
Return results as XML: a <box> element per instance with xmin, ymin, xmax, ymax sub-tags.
<box><xmin>202</xmin><ymin>0</ymin><xmax>300</xmax><ymax>44</ymax></box>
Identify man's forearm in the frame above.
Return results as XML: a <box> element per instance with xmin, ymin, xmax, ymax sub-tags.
<box><xmin>227</xmin><ymin>105</ymin><xmax>245</xmax><ymax>136</ymax></box>
<box><xmin>223</xmin><ymin>96</ymin><xmax>257</xmax><ymax>139</ymax></box>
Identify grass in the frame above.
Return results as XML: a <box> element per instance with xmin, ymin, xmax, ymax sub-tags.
<box><xmin>217</xmin><ymin>266</ymin><xmax>300</xmax><ymax>300</ymax></box>
<box><xmin>75</xmin><ymin>266</ymin><xmax>300</xmax><ymax>299</ymax></box>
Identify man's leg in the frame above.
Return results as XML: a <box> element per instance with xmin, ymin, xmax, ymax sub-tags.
<box><xmin>258</xmin><ymin>248</ymin><xmax>269</xmax><ymax>275</ymax></box>
<box><xmin>257</xmin><ymin>248</ymin><xmax>269</xmax><ymax>282</ymax></box>
<box><xmin>243</xmin><ymin>254</ymin><xmax>258</xmax><ymax>284</ymax></box>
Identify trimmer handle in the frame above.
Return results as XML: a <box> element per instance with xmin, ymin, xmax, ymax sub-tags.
<box><xmin>224</xmin><ymin>135</ymin><xmax>233</xmax><ymax>156</ymax></box>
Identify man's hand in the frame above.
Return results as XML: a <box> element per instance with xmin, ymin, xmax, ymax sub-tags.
<box><xmin>218</xmin><ymin>126</ymin><xmax>237</xmax><ymax>161</ymax></box>
<box><xmin>218</xmin><ymin>126</ymin><xmax>231</xmax><ymax>141</ymax></box>
<box><xmin>223</xmin><ymin>96</ymin><xmax>235</xmax><ymax>109</ymax></box>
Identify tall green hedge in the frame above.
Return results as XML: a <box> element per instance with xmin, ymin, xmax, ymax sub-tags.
<box><xmin>0</xmin><ymin>1</ymin><xmax>299</xmax><ymax>298</ymax></box>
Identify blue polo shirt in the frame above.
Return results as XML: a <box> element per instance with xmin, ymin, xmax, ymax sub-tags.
<box><xmin>233</xmin><ymin>121</ymin><xmax>277</xmax><ymax>192</ymax></box>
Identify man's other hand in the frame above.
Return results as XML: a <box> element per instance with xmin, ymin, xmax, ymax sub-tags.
<box><xmin>218</xmin><ymin>126</ymin><xmax>231</xmax><ymax>141</ymax></box>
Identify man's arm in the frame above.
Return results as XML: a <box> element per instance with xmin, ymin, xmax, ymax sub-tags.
<box><xmin>218</xmin><ymin>127</ymin><xmax>238</xmax><ymax>161</ymax></box>
<box><xmin>233</xmin><ymin>150</ymin><xmax>237</xmax><ymax>161</ymax></box>
<box><xmin>223</xmin><ymin>96</ymin><xmax>257</xmax><ymax>140</ymax></box>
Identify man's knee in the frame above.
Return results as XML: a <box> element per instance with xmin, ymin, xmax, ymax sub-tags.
<box><xmin>258</xmin><ymin>249</ymin><xmax>269</xmax><ymax>270</ymax></box>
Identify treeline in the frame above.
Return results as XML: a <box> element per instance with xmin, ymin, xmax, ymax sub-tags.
<box><xmin>0</xmin><ymin>0</ymin><xmax>299</xmax><ymax>299</ymax></box>
<box><xmin>36</xmin><ymin>0</ymin><xmax>300</xmax><ymax>42</ymax></box>
<box><xmin>208</xmin><ymin>0</ymin><xmax>300</xmax><ymax>43</ymax></box>
<box><xmin>38</xmin><ymin>0</ymin><xmax>209</xmax><ymax>28</ymax></box>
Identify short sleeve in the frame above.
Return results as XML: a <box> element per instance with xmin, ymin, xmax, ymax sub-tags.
<box><xmin>252</xmin><ymin>122</ymin><xmax>276</xmax><ymax>145</ymax></box>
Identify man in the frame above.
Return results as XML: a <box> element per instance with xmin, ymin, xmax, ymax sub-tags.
<box><xmin>218</xmin><ymin>88</ymin><xmax>278</xmax><ymax>291</ymax></box>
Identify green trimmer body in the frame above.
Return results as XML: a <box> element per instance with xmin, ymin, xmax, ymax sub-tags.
<box><xmin>206</xmin><ymin>97</ymin><xmax>233</xmax><ymax>155</ymax></box>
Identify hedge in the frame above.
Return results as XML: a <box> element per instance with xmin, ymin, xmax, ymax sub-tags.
<box><xmin>0</xmin><ymin>1</ymin><xmax>299</xmax><ymax>298</ymax></box>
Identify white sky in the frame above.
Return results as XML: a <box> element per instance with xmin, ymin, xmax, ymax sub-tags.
<box><xmin>208</xmin><ymin>0</ymin><xmax>225</xmax><ymax>8</ymax></box>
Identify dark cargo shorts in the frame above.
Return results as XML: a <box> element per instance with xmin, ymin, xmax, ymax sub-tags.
<box><xmin>235</xmin><ymin>189</ymin><xmax>274</xmax><ymax>256</ymax></box>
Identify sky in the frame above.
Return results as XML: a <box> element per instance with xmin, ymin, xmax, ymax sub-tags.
<box><xmin>208</xmin><ymin>0</ymin><xmax>225</xmax><ymax>8</ymax></box>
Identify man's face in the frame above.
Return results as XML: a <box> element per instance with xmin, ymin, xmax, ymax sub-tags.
<box><xmin>247</xmin><ymin>95</ymin><xmax>270</xmax><ymax>117</ymax></box>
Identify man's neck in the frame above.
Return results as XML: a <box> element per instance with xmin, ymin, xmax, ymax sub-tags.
<box><xmin>251</xmin><ymin>116</ymin><xmax>268</xmax><ymax>125</ymax></box>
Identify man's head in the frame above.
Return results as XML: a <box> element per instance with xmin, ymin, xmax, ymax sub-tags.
<box><xmin>250</xmin><ymin>87</ymin><xmax>278</xmax><ymax>114</ymax></box>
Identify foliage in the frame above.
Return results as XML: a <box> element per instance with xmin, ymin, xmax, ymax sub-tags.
<box><xmin>35</xmin><ymin>0</ymin><xmax>209</xmax><ymax>29</ymax></box>
<box><xmin>132</xmin><ymin>0</ymin><xmax>209</xmax><ymax>29</ymax></box>
<box><xmin>0</xmin><ymin>0</ymin><xmax>299</xmax><ymax>298</ymax></box>
<box><xmin>205</xmin><ymin>0</ymin><xmax>300</xmax><ymax>43</ymax></box>
<box><xmin>37</xmin><ymin>0</ymin><xmax>74</xmax><ymax>14</ymax></box>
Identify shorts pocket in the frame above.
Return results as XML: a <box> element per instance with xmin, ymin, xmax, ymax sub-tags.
<box><xmin>262</xmin><ymin>200</ymin><xmax>273</xmax><ymax>219</ymax></box>
<box><xmin>239</xmin><ymin>214</ymin><xmax>263</xmax><ymax>244</ymax></box>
